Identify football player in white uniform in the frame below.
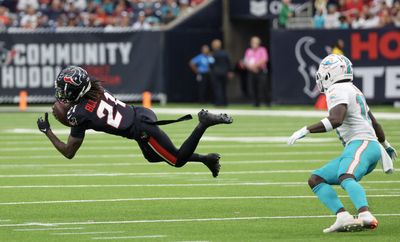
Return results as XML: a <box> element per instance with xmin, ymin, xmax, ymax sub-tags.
<box><xmin>287</xmin><ymin>54</ymin><xmax>397</xmax><ymax>233</ymax></box>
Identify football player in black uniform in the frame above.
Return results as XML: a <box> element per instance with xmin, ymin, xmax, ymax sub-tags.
<box><xmin>37</xmin><ymin>66</ymin><xmax>232</xmax><ymax>177</ymax></box>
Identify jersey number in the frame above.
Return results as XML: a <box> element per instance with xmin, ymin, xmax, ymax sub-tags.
<box><xmin>356</xmin><ymin>94</ymin><xmax>369</xmax><ymax>121</ymax></box>
<box><xmin>96</xmin><ymin>92</ymin><xmax>126</xmax><ymax>128</ymax></box>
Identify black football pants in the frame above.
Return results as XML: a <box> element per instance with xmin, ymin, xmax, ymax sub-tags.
<box><xmin>134</xmin><ymin>107</ymin><xmax>207</xmax><ymax>167</ymax></box>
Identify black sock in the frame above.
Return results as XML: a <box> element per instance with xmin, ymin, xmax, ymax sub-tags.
<box><xmin>175</xmin><ymin>123</ymin><xmax>207</xmax><ymax>166</ymax></box>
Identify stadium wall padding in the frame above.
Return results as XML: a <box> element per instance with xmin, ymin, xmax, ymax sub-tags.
<box><xmin>270</xmin><ymin>28</ymin><xmax>400</xmax><ymax>104</ymax></box>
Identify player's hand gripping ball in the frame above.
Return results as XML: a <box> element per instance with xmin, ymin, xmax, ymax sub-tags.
<box><xmin>52</xmin><ymin>101</ymin><xmax>71</xmax><ymax>127</ymax></box>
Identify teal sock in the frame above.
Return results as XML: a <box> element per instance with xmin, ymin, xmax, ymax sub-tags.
<box><xmin>341</xmin><ymin>178</ymin><xmax>368</xmax><ymax>210</ymax></box>
<box><xmin>312</xmin><ymin>183</ymin><xmax>344</xmax><ymax>214</ymax></box>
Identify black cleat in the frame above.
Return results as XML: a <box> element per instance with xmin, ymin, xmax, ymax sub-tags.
<box><xmin>198</xmin><ymin>109</ymin><xmax>233</xmax><ymax>127</ymax></box>
<box><xmin>203</xmin><ymin>153</ymin><xmax>221</xmax><ymax>178</ymax></box>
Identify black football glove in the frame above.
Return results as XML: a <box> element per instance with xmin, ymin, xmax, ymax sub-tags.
<box><xmin>37</xmin><ymin>112</ymin><xmax>50</xmax><ymax>134</ymax></box>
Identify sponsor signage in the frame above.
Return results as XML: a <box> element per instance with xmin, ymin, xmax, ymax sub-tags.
<box><xmin>0</xmin><ymin>31</ymin><xmax>164</xmax><ymax>103</ymax></box>
<box><xmin>270</xmin><ymin>28</ymin><xmax>400</xmax><ymax>104</ymax></box>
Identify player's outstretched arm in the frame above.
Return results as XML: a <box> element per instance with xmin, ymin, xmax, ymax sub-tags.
<box><xmin>288</xmin><ymin>104</ymin><xmax>347</xmax><ymax>145</ymax></box>
<box><xmin>369</xmin><ymin>111</ymin><xmax>397</xmax><ymax>161</ymax></box>
<box><xmin>37</xmin><ymin>113</ymin><xmax>83</xmax><ymax>159</ymax></box>
<box><xmin>307</xmin><ymin>104</ymin><xmax>347</xmax><ymax>133</ymax></box>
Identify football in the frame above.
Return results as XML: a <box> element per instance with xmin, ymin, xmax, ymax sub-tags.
<box><xmin>52</xmin><ymin>101</ymin><xmax>71</xmax><ymax>127</ymax></box>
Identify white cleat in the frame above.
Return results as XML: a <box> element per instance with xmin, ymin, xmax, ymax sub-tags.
<box><xmin>357</xmin><ymin>211</ymin><xmax>379</xmax><ymax>230</ymax></box>
<box><xmin>323</xmin><ymin>211</ymin><xmax>362</xmax><ymax>233</ymax></box>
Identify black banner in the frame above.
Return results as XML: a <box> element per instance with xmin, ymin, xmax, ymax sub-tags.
<box><xmin>0</xmin><ymin>31</ymin><xmax>164</xmax><ymax>103</ymax></box>
<box><xmin>270</xmin><ymin>28</ymin><xmax>400</xmax><ymax>104</ymax></box>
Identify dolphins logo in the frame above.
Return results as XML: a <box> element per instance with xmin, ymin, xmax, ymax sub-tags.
<box><xmin>295</xmin><ymin>36</ymin><xmax>323</xmax><ymax>99</ymax></box>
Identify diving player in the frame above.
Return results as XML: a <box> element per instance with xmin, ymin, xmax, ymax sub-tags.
<box><xmin>287</xmin><ymin>54</ymin><xmax>397</xmax><ymax>233</ymax></box>
<box><xmin>37</xmin><ymin>66</ymin><xmax>233</xmax><ymax>177</ymax></box>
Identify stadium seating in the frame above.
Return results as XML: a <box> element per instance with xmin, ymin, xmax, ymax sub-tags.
<box><xmin>0</xmin><ymin>0</ymin><xmax>207</xmax><ymax>30</ymax></box>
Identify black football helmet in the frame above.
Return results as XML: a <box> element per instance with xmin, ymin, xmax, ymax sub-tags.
<box><xmin>55</xmin><ymin>66</ymin><xmax>91</xmax><ymax>103</ymax></box>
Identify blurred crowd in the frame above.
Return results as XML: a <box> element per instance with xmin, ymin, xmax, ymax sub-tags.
<box><xmin>0</xmin><ymin>0</ymin><xmax>206</xmax><ymax>30</ymax></box>
<box><xmin>313</xmin><ymin>0</ymin><xmax>400</xmax><ymax>28</ymax></box>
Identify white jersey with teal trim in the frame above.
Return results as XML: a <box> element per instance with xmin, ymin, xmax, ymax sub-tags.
<box><xmin>325</xmin><ymin>82</ymin><xmax>377</xmax><ymax>145</ymax></box>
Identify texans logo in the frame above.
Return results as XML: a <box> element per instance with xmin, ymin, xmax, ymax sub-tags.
<box><xmin>0</xmin><ymin>42</ymin><xmax>16</xmax><ymax>66</ymax></box>
<box><xmin>295</xmin><ymin>36</ymin><xmax>323</xmax><ymax>99</ymax></box>
<box><xmin>63</xmin><ymin>76</ymin><xmax>79</xmax><ymax>86</ymax></box>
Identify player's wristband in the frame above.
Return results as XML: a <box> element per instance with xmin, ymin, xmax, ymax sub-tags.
<box><xmin>381</xmin><ymin>140</ymin><xmax>391</xmax><ymax>149</ymax></box>
<box><xmin>321</xmin><ymin>118</ymin><xmax>333</xmax><ymax>132</ymax></box>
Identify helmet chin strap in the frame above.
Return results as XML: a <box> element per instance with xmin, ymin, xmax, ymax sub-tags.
<box><xmin>75</xmin><ymin>81</ymin><xmax>92</xmax><ymax>102</ymax></box>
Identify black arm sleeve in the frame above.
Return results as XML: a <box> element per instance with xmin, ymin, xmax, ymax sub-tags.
<box><xmin>70</xmin><ymin>125</ymin><xmax>86</xmax><ymax>139</ymax></box>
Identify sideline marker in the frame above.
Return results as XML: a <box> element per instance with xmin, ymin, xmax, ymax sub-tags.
<box><xmin>142</xmin><ymin>91</ymin><xmax>152</xmax><ymax>108</ymax></box>
<box><xmin>19</xmin><ymin>90</ymin><xmax>28</xmax><ymax>112</ymax></box>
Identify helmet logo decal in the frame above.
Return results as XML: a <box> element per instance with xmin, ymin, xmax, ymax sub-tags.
<box><xmin>63</xmin><ymin>76</ymin><xmax>78</xmax><ymax>85</ymax></box>
<box><xmin>322</xmin><ymin>58</ymin><xmax>338</xmax><ymax>66</ymax></box>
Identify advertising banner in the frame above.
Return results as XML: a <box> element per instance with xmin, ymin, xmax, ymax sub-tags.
<box><xmin>270</xmin><ymin>28</ymin><xmax>400</xmax><ymax>104</ymax></box>
<box><xmin>0</xmin><ymin>31</ymin><xmax>164</xmax><ymax>103</ymax></box>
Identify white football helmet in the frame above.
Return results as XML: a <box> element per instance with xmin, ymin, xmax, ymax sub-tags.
<box><xmin>316</xmin><ymin>54</ymin><xmax>353</xmax><ymax>93</ymax></box>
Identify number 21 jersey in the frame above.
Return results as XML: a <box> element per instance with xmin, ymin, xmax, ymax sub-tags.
<box><xmin>67</xmin><ymin>91</ymin><xmax>136</xmax><ymax>139</ymax></box>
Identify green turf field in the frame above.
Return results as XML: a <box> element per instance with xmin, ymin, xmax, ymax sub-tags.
<box><xmin>0</xmin><ymin>107</ymin><xmax>399</xmax><ymax>242</ymax></box>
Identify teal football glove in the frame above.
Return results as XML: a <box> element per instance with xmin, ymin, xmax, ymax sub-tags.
<box><xmin>381</xmin><ymin>140</ymin><xmax>397</xmax><ymax>161</ymax></box>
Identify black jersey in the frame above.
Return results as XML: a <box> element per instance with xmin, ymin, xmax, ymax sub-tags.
<box><xmin>67</xmin><ymin>91</ymin><xmax>136</xmax><ymax>139</ymax></box>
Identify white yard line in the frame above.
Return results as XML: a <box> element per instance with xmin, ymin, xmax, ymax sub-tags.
<box><xmin>201</xmin><ymin>136</ymin><xmax>337</xmax><ymax>143</ymax></box>
<box><xmin>2</xmin><ymin>131</ymin><xmax>338</xmax><ymax>144</ymax></box>
<box><xmin>0</xmin><ymin>168</ymin><xmax>391</xmax><ymax>178</ymax></box>
<box><xmin>365</xmin><ymin>188</ymin><xmax>400</xmax><ymax>191</ymax></box>
<box><xmin>0</xmin><ymin>154</ymin><xmax>142</xmax><ymax>160</ymax></box>
<box><xmin>152</xmin><ymin>108</ymin><xmax>400</xmax><ymax>120</ymax></box>
<box><xmin>92</xmin><ymin>235</ymin><xmax>166</xmax><ymax>240</ymax></box>
<box><xmin>0</xmin><ymin>170</ymin><xmax>313</xmax><ymax>178</ymax></box>
<box><xmin>1</xmin><ymin>107</ymin><xmax>399</xmax><ymax>120</ymax></box>
<box><xmin>53</xmin><ymin>231</ymin><xmax>124</xmax><ymax>235</ymax></box>
<box><xmin>1</xmin><ymin>180</ymin><xmax>399</xmax><ymax>189</ymax></box>
<box><xmin>0</xmin><ymin>160</ymin><xmax>325</xmax><ymax>168</ymax></box>
<box><xmin>0</xmin><ymin>169</ymin><xmax>394</xmax><ymax>179</ymax></box>
<box><xmin>0</xmin><ymin>143</ymin><xmax>340</xmax><ymax>151</ymax></box>
<box><xmin>0</xmin><ymin>194</ymin><xmax>398</xmax><ymax>206</ymax></box>
<box><xmin>0</xmin><ymin>163</ymin><xmax>141</xmax><ymax>168</ymax></box>
<box><xmin>0</xmin><ymin>140</ymin><xmax>340</xmax><ymax>147</ymax></box>
<box><xmin>177</xmin><ymin>241</ymin><xmax>210</xmax><ymax>242</ymax></box>
<box><xmin>0</xmin><ymin>183</ymin><xmax>305</xmax><ymax>189</ymax></box>
<box><xmin>15</xmin><ymin>227</ymin><xmax>84</xmax><ymax>231</ymax></box>
<box><xmin>1</xmin><ymin>214</ymin><xmax>400</xmax><ymax>228</ymax></box>
<box><xmin>0</xmin><ymin>151</ymin><xmax>339</xmax><ymax>160</ymax></box>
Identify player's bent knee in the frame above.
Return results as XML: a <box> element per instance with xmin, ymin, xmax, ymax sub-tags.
<box><xmin>338</xmin><ymin>173</ymin><xmax>356</xmax><ymax>183</ymax></box>
<box><xmin>308</xmin><ymin>175</ymin><xmax>325</xmax><ymax>189</ymax></box>
<box><xmin>174</xmin><ymin>159</ymin><xmax>186</xmax><ymax>168</ymax></box>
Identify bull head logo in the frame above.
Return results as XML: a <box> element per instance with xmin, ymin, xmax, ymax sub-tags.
<box><xmin>295</xmin><ymin>36</ymin><xmax>322</xmax><ymax>98</ymax></box>
<box><xmin>63</xmin><ymin>76</ymin><xmax>76</xmax><ymax>85</ymax></box>
<box><xmin>0</xmin><ymin>42</ymin><xmax>15</xmax><ymax>66</ymax></box>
